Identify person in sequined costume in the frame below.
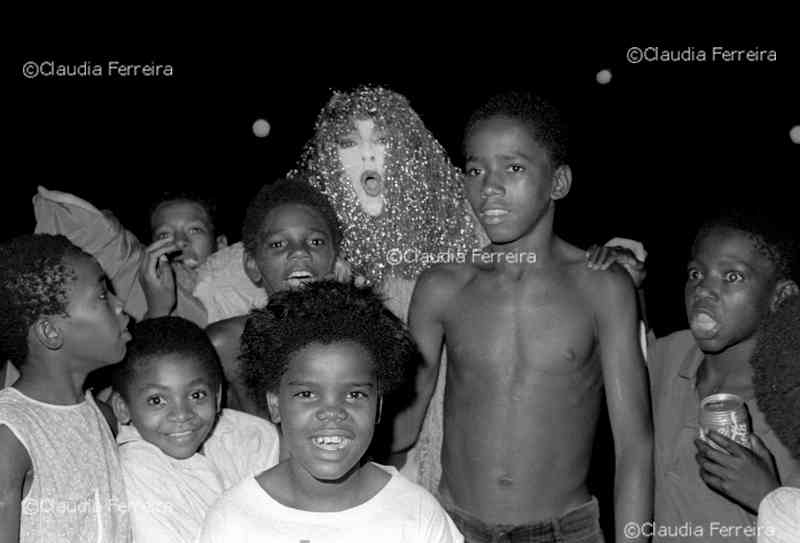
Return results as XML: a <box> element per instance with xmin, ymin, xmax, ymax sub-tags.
<box><xmin>290</xmin><ymin>86</ymin><xmax>487</xmax><ymax>493</ymax></box>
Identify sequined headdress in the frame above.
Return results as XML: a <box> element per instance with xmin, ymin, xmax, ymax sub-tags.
<box><xmin>290</xmin><ymin>86</ymin><xmax>484</xmax><ymax>286</ymax></box>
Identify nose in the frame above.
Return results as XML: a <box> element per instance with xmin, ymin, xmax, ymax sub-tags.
<box><xmin>287</xmin><ymin>240</ymin><xmax>311</xmax><ymax>259</ymax></box>
<box><xmin>360</xmin><ymin>141</ymin><xmax>376</xmax><ymax>163</ymax></box>
<box><xmin>316</xmin><ymin>404</ymin><xmax>347</xmax><ymax>422</ymax></box>
<box><xmin>173</xmin><ymin>232</ymin><xmax>189</xmax><ymax>248</ymax></box>
<box><xmin>168</xmin><ymin>399</ymin><xmax>195</xmax><ymax>422</ymax></box>
<box><xmin>480</xmin><ymin>168</ymin><xmax>504</xmax><ymax>198</ymax></box>
<box><xmin>692</xmin><ymin>275</ymin><xmax>719</xmax><ymax>300</ymax></box>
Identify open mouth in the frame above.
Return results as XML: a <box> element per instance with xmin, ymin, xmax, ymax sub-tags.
<box><xmin>690</xmin><ymin>311</ymin><xmax>719</xmax><ymax>338</ymax></box>
<box><xmin>360</xmin><ymin>170</ymin><xmax>384</xmax><ymax>197</ymax></box>
<box><xmin>311</xmin><ymin>435</ymin><xmax>351</xmax><ymax>451</ymax></box>
<box><xmin>168</xmin><ymin>251</ymin><xmax>200</xmax><ymax>269</ymax></box>
<box><xmin>286</xmin><ymin>270</ymin><xmax>315</xmax><ymax>288</ymax></box>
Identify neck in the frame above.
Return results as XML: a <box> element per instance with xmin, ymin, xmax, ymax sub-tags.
<box><xmin>487</xmin><ymin>208</ymin><xmax>556</xmax><ymax>273</ymax></box>
<box><xmin>14</xmin><ymin>354</ymin><xmax>88</xmax><ymax>405</ymax></box>
<box><xmin>287</xmin><ymin>461</ymin><xmax>365</xmax><ymax>512</ymax></box>
<box><xmin>702</xmin><ymin>336</ymin><xmax>758</xmax><ymax>390</ymax></box>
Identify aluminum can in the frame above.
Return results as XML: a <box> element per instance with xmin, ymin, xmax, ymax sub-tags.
<box><xmin>698</xmin><ymin>393</ymin><xmax>751</xmax><ymax>450</ymax></box>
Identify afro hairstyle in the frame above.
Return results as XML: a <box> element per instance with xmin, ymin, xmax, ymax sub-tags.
<box><xmin>111</xmin><ymin>316</ymin><xmax>224</xmax><ymax>400</ymax></box>
<box><xmin>241</xmin><ymin>176</ymin><xmax>342</xmax><ymax>256</ymax></box>
<box><xmin>750</xmin><ymin>294</ymin><xmax>800</xmax><ymax>460</ymax></box>
<box><xmin>464</xmin><ymin>89</ymin><xmax>569</xmax><ymax>169</ymax></box>
<box><xmin>0</xmin><ymin>234</ymin><xmax>89</xmax><ymax>364</ymax></box>
<box><xmin>239</xmin><ymin>280</ymin><xmax>418</xmax><ymax>413</ymax></box>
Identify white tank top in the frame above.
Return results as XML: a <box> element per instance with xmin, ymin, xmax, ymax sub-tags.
<box><xmin>0</xmin><ymin>387</ymin><xmax>130</xmax><ymax>542</ymax></box>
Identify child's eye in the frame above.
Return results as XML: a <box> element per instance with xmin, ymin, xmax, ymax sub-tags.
<box><xmin>465</xmin><ymin>167</ymin><xmax>483</xmax><ymax>178</ymax></box>
<box><xmin>155</xmin><ymin>232</ymin><xmax>171</xmax><ymax>240</ymax></box>
<box><xmin>508</xmin><ymin>164</ymin><xmax>525</xmax><ymax>173</ymax></box>
<box><xmin>309</xmin><ymin>238</ymin><xmax>326</xmax><ymax>247</ymax></box>
<box><xmin>294</xmin><ymin>391</ymin><xmax>315</xmax><ymax>399</ymax></box>
<box><xmin>268</xmin><ymin>240</ymin><xmax>285</xmax><ymax>249</ymax></box>
<box><xmin>725</xmin><ymin>271</ymin><xmax>744</xmax><ymax>283</ymax></box>
<box><xmin>188</xmin><ymin>226</ymin><xmax>204</xmax><ymax>235</ymax></box>
<box><xmin>347</xmin><ymin>391</ymin><xmax>368</xmax><ymax>400</ymax></box>
<box><xmin>146</xmin><ymin>396</ymin><xmax>164</xmax><ymax>406</ymax></box>
<box><xmin>191</xmin><ymin>390</ymin><xmax>208</xmax><ymax>401</ymax></box>
<box><xmin>687</xmin><ymin>268</ymin><xmax>702</xmax><ymax>281</ymax></box>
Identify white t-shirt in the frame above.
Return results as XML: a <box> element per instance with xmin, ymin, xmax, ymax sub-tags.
<box><xmin>758</xmin><ymin>486</ymin><xmax>800</xmax><ymax>543</ymax></box>
<box><xmin>199</xmin><ymin>464</ymin><xmax>463</xmax><ymax>543</ymax></box>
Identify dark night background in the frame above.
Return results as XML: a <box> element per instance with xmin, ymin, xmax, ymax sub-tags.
<box><xmin>9</xmin><ymin>36</ymin><xmax>799</xmax><ymax>535</ymax></box>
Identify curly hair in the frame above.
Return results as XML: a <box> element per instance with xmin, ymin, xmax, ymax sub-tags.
<box><xmin>241</xmin><ymin>176</ymin><xmax>342</xmax><ymax>257</ymax></box>
<box><xmin>693</xmin><ymin>208</ymin><xmax>797</xmax><ymax>282</ymax></box>
<box><xmin>464</xmin><ymin>90</ymin><xmax>569</xmax><ymax>170</ymax></box>
<box><xmin>111</xmin><ymin>316</ymin><xmax>224</xmax><ymax>400</ymax></box>
<box><xmin>0</xmin><ymin>234</ymin><xmax>87</xmax><ymax>365</ymax></box>
<box><xmin>239</xmin><ymin>280</ymin><xmax>418</xmax><ymax>413</ymax></box>
<box><xmin>750</xmin><ymin>294</ymin><xmax>800</xmax><ymax>460</ymax></box>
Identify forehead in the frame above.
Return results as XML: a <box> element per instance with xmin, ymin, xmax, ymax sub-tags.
<box><xmin>465</xmin><ymin>116</ymin><xmax>546</xmax><ymax>158</ymax></box>
<box><xmin>284</xmin><ymin>341</ymin><xmax>376</xmax><ymax>382</ymax></box>
<box><xmin>62</xmin><ymin>253</ymin><xmax>103</xmax><ymax>289</ymax></box>
<box><xmin>693</xmin><ymin>228</ymin><xmax>775</xmax><ymax>272</ymax></box>
<box><xmin>132</xmin><ymin>353</ymin><xmax>214</xmax><ymax>389</ymax></box>
<box><xmin>261</xmin><ymin>203</ymin><xmax>332</xmax><ymax>235</ymax></box>
<box><xmin>151</xmin><ymin>200</ymin><xmax>211</xmax><ymax>228</ymax></box>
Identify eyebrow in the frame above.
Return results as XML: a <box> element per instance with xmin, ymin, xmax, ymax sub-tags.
<box><xmin>286</xmin><ymin>380</ymin><xmax>375</xmax><ymax>388</ymax></box>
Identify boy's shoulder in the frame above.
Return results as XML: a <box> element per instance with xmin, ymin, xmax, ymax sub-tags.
<box><xmin>413</xmin><ymin>262</ymin><xmax>476</xmax><ymax>301</ymax></box>
<box><xmin>206</xmin><ymin>314</ymin><xmax>248</xmax><ymax>344</ymax></box>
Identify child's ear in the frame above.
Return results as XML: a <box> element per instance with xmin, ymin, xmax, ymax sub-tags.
<box><xmin>110</xmin><ymin>391</ymin><xmax>132</xmax><ymax>425</ymax></box>
<box><xmin>243</xmin><ymin>251</ymin><xmax>262</xmax><ymax>286</ymax></box>
<box><xmin>266</xmin><ymin>391</ymin><xmax>281</xmax><ymax>424</ymax></box>
<box><xmin>33</xmin><ymin>317</ymin><xmax>63</xmax><ymax>350</ymax></box>
<box><xmin>550</xmin><ymin>165</ymin><xmax>572</xmax><ymax>201</ymax></box>
<box><xmin>216</xmin><ymin>235</ymin><xmax>228</xmax><ymax>250</ymax></box>
<box><xmin>771</xmin><ymin>280</ymin><xmax>799</xmax><ymax>312</ymax></box>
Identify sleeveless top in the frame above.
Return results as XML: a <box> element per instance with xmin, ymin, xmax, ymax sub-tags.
<box><xmin>0</xmin><ymin>387</ymin><xmax>130</xmax><ymax>542</ymax></box>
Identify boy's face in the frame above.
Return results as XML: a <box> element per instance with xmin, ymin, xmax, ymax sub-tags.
<box><xmin>56</xmin><ymin>254</ymin><xmax>131</xmax><ymax>367</ymax></box>
<box><xmin>463</xmin><ymin>116</ymin><xmax>560</xmax><ymax>244</ymax></box>
<box><xmin>244</xmin><ymin>203</ymin><xmax>337</xmax><ymax>296</ymax></box>
<box><xmin>267</xmin><ymin>340</ymin><xmax>378</xmax><ymax>483</ymax></box>
<box><xmin>337</xmin><ymin>118</ymin><xmax>387</xmax><ymax>217</ymax></box>
<box><xmin>685</xmin><ymin>228</ymin><xmax>778</xmax><ymax>354</ymax></box>
<box><xmin>115</xmin><ymin>354</ymin><xmax>220</xmax><ymax>460</ymax></box>
<box><xmin>150</xmin><ymin>201</ymin><xmax>223</xmax><ymax>270</ymax></box>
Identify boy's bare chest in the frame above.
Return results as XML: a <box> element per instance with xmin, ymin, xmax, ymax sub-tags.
<box><xmin>443</xmin><ymin>274</ymin><xmax>598</xmax><ymax>379</ymax></box>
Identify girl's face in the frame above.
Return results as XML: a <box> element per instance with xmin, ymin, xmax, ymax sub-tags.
<box><xmin>336</xmin><ymin>118</ymin><xmax>387</xmax><ymax>217</ymax></box>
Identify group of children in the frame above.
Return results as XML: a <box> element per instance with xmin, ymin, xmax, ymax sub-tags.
<box><xmin>1</xmin><ymin>87</ymin><xmax>797</xmax><ymax>543</ymax></box>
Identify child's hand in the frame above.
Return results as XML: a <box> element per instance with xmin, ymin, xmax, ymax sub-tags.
<box><xmin>139</xmin><ymin>237</ymin><xmax>179</xmax><ymax>318</ymax></box>
<box><xmin>585</xmin><ymin>239</ymin><xmax>647</xmax><ymax>288</ymax></box>
<box><xmin>694</xmin><ymin>431</ymin><xmax>779</xmax><ymax>514</ymax></box>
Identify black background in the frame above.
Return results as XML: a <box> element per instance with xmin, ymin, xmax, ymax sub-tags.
<box><xmin>9</xmin><ymin>35</ymin><xmax>798</xmax><ymax>537</ymax></box>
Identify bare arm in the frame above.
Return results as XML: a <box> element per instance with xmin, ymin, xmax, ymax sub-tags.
<box><xmin>392</xmin><ymin>268</ymin><xmax>450</xmax><ymax>452</ymax></box>
<box><xmin>594</xmin><ymin>267</ymin><xmax>653</xmax><ymax>543</ymax></box>
<box><xmin>206</xmin><ymin>317</ymin><xmax>247</xmax><ymax>411</ymax></box>
<box><xmin>0</xmin><ymin>425</ymin><xmax>32</xmax><ymax>543</ymax></box>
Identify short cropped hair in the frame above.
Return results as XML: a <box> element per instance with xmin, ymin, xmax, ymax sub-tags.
<box><xmin>464</xmin><ymin>90</ymin><xmax>569</xmax><ymax>169</ymax></box>
<box><xmin>111</xmin><ymin>316</ymin><xmax>224</xmax><ymax>399</ymax></box>
<box><xmin>750</xmin><ymin>294</ymin><xmax>800</xmax><ymax>460</ymax></box>
<box><xmin>241</xmin><ymin>176</ymin><xmax>343</xmax><ymax>256</ymax></box>
<box><xmin>148</xmin><ymin>191</ymin><xmax>219</xmax><ymax>237</ymax></box>
<box><xmin>0</xmin><ymin>234</ymin><xmax>87</xmax><ymax>364</ymax></box>
<box><xmin>693</xmin><ymin>208</ymin><xmax>797</xmax><ymax>282</ymax></box>
<box><xmin>239</xmin><ymin>280</ymin><xmax>417</xmax><ymax>413</ymax></box>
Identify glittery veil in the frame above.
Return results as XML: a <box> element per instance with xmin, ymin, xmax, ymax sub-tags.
<box><xmin>288</xmin><ymin>85</ymin><xmax>485</xmax><ymax>286</ymax></box>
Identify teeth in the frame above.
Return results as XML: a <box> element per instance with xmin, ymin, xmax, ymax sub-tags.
<box><xmin>288</xmin><ymin>271</ymin><xmax>312</xmax><ymax>278</ymax></box>
<box><xmin>483</xmin><ymin>209</ymin><xmax>508</xmax><ymax>216</ymax></box>
<box><xmin>692</xmin><ymin>313</ymin><xmax>717</xmax><ymax>331</ymax></box>
<box><xmin>169</xmin><ymin>430</ymin><xmax>193</xmax><ymax>438</ymax></box>
<box><xmin>312</xmin><ymin>436</ymin><xmax>350</xmax><ymax>450</ymax></box>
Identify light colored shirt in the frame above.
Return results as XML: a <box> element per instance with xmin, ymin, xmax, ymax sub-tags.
<box><xmin>650</xmin><ymin>331</ymin><xmax>799</xmax><ymax>542</ymax></box>
<box><xmin>118</xmin><ymin>408</ymin><xmax>280</xmax><ymax>543</ymax></box>
<box><xmin>758</xmin><ymin>486</ymin><xmax>800</xmax><ymax>543</ymax></box>
<box><xmin>199</xmin><ymin>464</ymin><xmax>463</xmax><ymax>543</ymax></box>
<box><xmin>0</xmin><ymin>387</ymin><xmax>130</xmax><ymax>543</ymax></box>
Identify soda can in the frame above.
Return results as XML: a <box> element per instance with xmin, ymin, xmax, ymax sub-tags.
<box><xmin>698</xmin><ymin>393</ymin><xmax>752</xmax><ymax>450</ymax></box>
